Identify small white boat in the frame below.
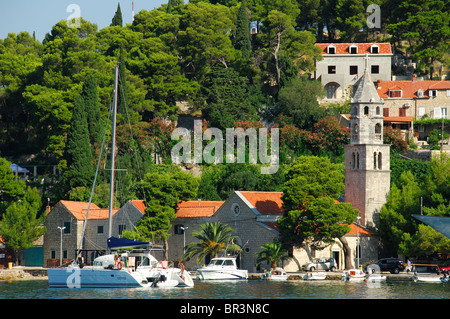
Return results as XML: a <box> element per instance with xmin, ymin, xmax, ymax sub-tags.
<box><xmin>197</xmin><ymin>257</ymin><xmax>248</xmax><ymax>280</ymax></box>
<box><xmin>261</xmin><ymin>268</ymin><xmax>288</xmax><ymax>281</ymax></box>
<box><xmin>303</xmin><ymin>272</ymin><xmax>327</xmax><ymax>280</ymax></box>
<box><xmin>412</xmin><ymin>273</ymin><xmax>449</xmax><ymax>283</ymax></box>
<box><xmin>342</xmin><ymin>269</ymin><xmax>366</xmax><ymax>281</ymax></box>
<box><xmin>365</xmin><ymin>273</ymin><xmax>386</xmax><ymax>282</ymax></box>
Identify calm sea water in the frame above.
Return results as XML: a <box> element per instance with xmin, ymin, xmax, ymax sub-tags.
<box><xmin>0</xmin><ymin>279</ymin><xmax>449</xmax><ymax>299</ymax></box>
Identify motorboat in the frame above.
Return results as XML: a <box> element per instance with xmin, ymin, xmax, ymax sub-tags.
<box><xmin>261</xmin><ymin>268</ymin><xmax>288</xmax><ymax>281</ymax></box>
<box><xmin>342</xmin><ymin>269</ymin><xmax>366</xmax><ymax>281</ymax></box>
<box><xmin>48</xmin><ymin>240</ymin><xmax>194</xmax><ymax>288</ymax></box>
<box><xmin>303</xmin><ymin>272</ymin><xmax>327</xmax><ymax>280</ymax></box>
<box><xmin>47</xmin><ymin>65</ymin><xmax>194</xmax><ymax>289</ymax></box>
<box><xmin>364</xmin><ymin>273</ymin><xmax>386</xmax><ymax>282</ymax></box>
<box><xmin>197</xmin><ymin>257</ymin><xmax>248</xmax><ymax>280</ymax></box>
<box><xmin>411</xmin><ymin>273</ymin><xmax>449</xmax><ymax>283</ymax></box>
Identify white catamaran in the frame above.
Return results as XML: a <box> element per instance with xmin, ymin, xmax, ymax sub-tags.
<box><xmin>47</xmin><ymin>66</ymin><xmax>194</xmax><ymax>289</ymax></box>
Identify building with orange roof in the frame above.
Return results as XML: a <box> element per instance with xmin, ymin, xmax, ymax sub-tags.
<box><xmin>43</xmin><ymin>200</ymin><xmax>146</xmax><ymax>266</ymax></box>
<box><xmin>168</xmin><ymin>191</ymin><xmax>379</xmax><ymax>272</ymax></box>
<box><xmin>313</xmin><ymin>43</ymin><xmax>392</xmax><ymax>102</ymax></box>
<box><xmin>375</xmin><ymin>77</ymin><xmax>450</xmax><ymax>141</ymax></box>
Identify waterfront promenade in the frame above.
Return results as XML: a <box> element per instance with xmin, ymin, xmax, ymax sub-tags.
<box><xmin>0</xmin><ymin>267</ymin><xmax>427</xmax><ymax>282</ymax></box>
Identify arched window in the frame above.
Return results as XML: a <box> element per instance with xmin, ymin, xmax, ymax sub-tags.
<box><xmin>356</xmin><ymin>152</ymin><xmax>360</xmax><ymax>169</ymax></box>
<box><xmin>364</xmin><ymin>106</ymin><xmax>369</xmax><ymax>115</ymax></box>
<box><xmin>378</xmin><ymin>152</ymin><xmax>382</xmax><ymax>169</ymax></box>
<box><xmin>376</xmin><ymin>106</ymin><xmax>380</xmax><ymax>115</ymax></box>
<box><xmin>352</xmin><ymin>152</ymin><xmax>356</xmax><ymax>169</ymax></box>
<box><xmin>375</xmin><ymin>123</ymin><xmax>381</xmax><ymax>134</ymax></box>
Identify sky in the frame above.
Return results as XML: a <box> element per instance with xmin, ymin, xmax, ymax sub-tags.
<box><xmin>0</xmin><ymin>0</ymin><xmax>167</xmax><ymax>41</ymax></box>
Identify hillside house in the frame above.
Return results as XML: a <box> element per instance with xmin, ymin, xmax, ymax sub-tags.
<box><xmin>43</xmin><ymin>200</ymin><xmax>145</xmax><ymax>266</ymax></box>
<box><xmin>169</xmin><ymin>191</ymin><xmax>379</xmax><ymax>272</ymax></box>
<box><xmin>314</xmin><ymin>43</ymin><xmax>392</xmax><ymax>102</ymax></box>
<box><xmin>375</xmin><ymin>77</ymin><xmax>450</xmax><ymax>142</ymax></box>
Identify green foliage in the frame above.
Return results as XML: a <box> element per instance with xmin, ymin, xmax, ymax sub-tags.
<box><xmin>62</xmin><ymin>94</ymin><xmax>95</xmax><ymax>192</ymax></box>
<box><xmin>0</xmin><ymin>158</ymin><xmax>26</xmax><ymax>213</ymax></box>
<box><xmin>182</xmin><ymin>222</ymin><xmax>241</xmax><ymax>264</ymax></box>
<box><xmin>0</xmin><ymin>187</ymin><xmax>46</xmax><ymax>261</ymax></box>
<box><xmin>428</xmin><ymin>129</ymin><xmax>450</xmax><ymax>148</ymax></box>
<box><xmin>111</xmin><ymin>3</ymin><xmax>123</xmax><ymax>27</ymax></box>
<box><xmin>124</xmin><ymin>165</ymin><xmax>198</xmax><ymax>244</ymax></box>
<box><xmin>278</xmin><ymin>156</ymin><xmax>355</xmax><ymax>248</ymax></box>
<box><xmin>379</xmin><ymin>154</ymin><xmax>450</xmax><ymax>257</ymax></box>
<box><xmin>255</xmin><ymin>239</ymin><xmax>291</xmax><ymax>268</ymax></box>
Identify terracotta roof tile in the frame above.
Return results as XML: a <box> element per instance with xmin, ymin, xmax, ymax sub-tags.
<box><xmin>129</xmin><ymin>200</ymin><xmax>146</xmax><ymax>214</ymax></box>
<box><xmin>376</xmin><ymin>80</ymin><xmax>450</xmax><ymax>99</ymax></box>
<box><xmin>239</xmin><ymin>191</ymin><xmax>284</xmax><ymax>215</ymax></box>
<box><xmin>55</xmin><ymin>200</ymin><xmax>121</xmax><ymax>221</ymax></box>
<box><xmin>315</xmin><ymin>43</ymin><xmax>392</xmax><ymax>55</ymax></box>
<box><xmin>176</xmin><ymin>200</ymin><xmax>224</xmax><ymax>218</ymax></box>
<box><xmin>347</xmin><ymin>223</ymin><xmax>377</xmax><ymax>235</ymax></box>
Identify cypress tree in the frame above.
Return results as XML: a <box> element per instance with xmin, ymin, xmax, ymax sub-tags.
<box><xmin>81</xmin><ymin>74</ymin><xmax>102</xmax><ymax>150</ymax></box>
<box><xmin>235</xmin><ymin>0</ymin><xmax>251</xmax><ymax>61</ymax></box>
<box><xmin>63</xmin><ymin>94</ymin><xmax>95</xmax><ymax>191</ymax></box>
<box><xmin>111</xmin><ymin>3</ymin><xmax>123</xmax><ymax>27</ymax></box>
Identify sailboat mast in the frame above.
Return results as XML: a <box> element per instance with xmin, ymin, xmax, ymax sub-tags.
<box><xmin>108</xmin><ymin>65</ymin><xmax>119</xmax><ymax>245</ymax></box>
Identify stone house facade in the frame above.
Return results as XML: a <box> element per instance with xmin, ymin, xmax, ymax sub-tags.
<box><xmin>313</xmin><ymin>43</ymin><xmax>392</xmax><ymax>102</ymax></box>
<box><xmin>375</xmin><ymin>77</ymin><xmax>450</xmax><ymax>141</ymax></box>
<box><xmin>169</xmin><ymin>191</ymin><xmax>379</xmax><ymax>272</ymax></box>
<box><xmin>43</xmin><ymin>200</ymin><xmax>145</xmax><ymax>266</ymax></box>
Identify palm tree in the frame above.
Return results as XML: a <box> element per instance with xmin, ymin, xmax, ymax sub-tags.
<box><xmin>182</xmin><ymin>222</ymin><xmax>241</xmax><ymax>265</ymax></box>
<box><xmin>255</xmin><ymin>240</ymin><xmax>291</xmax><ymax>269</ymax></box>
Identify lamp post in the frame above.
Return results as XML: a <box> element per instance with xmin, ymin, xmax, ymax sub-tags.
<box><xmin>57</xmin><ymin>226</ymin><xmax>66</xmax><ymax>266</ymax></box>
<box><xmin>356</xmin><ymin>216</ymin><xmax>361</xmax><ymax>269</ymax></box>
<box><xmin>180</xmin><ymin>226</ymin><xmax>188</xmax><ymax>255</ymax></box>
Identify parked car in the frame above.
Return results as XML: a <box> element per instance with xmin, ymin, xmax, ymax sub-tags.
<box><xmin>439</xmin><ymin>260</ymin><xmax>450</xmax><ymax>274</ymax></box>
<box><xmin>372</xmin><ymin>258</ymin><xmax>405</xmax><ymax>274</ymax></box>
<box><xmin>302</xmin><ymin>258</ymin><xmax>336</xmax><ymax>272</ymax></box>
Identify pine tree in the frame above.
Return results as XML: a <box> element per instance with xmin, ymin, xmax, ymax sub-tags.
<box><xmin>63</xmin><ymin>94</ymin><xmax>95</xmax><ymax>191</ymax></box>
<box><xmin>81</xmin><ymin>74</ymin><xmax>102</xmax><ymax>150</ymax></box>
<box><xmin>235</xmin><ymin>0</ymin><xmax>251</xmax><ymax>61</ymax></box>
<box><xmin>111</xmin><ymin>3</ymin><xmax>123</xmax><ymax>27</ymax></box>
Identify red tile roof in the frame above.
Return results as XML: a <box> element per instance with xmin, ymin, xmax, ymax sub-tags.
<box><xmin>176</xmin><ymin>200</ymin><xmax>224</xmax><ymax>218</ymax></box>
<box><xmin>376</xmin><ymin>80</ymin><xmax>450</xmax><ymax>99</ymax></box>
<box><xmin>347</xmin><ymin>223</ymin><xmax>377</xmax><ymax>235</ymax></box>
<box><xmin>315</xmin><ymin>43</ymin><xmax>392</xmax><ymax>55</ymax></box>
<box><xmin>54</xmin><ymin>200</ymin><xmax>120</xmax><ymax>221</ymax></box>
<box><xmin>129</xmin><ymin>200</ymin><xmax>146</xmax><ymax>214</ymax></box>
<box><xmin>239</xmin><ymin>191</ymin><xmax>284</xmax><ymax>215</ymax></box>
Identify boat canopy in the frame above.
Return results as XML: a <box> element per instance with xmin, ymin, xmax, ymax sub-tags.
<box><xmin>412</xmin><ymin>215</ymin><xmax>450</xmax><ymax>239</ymax></box>
<box><xmin>107</xmin><ymin>237</ymin><xmax>149</xmax><ymax>249</ymax></box>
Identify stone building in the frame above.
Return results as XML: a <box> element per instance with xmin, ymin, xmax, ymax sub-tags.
<box><xmin>169</xmin><ymin>191</ymin><xmax>379</xmax><ymax>272</ymax></box>
<box><xmin>313</xmin><ymin>43</ymin><xmax>392</xmax><ymax>102</ymax></box>
<box><xmin>375</xmin><ymin>77</ymin><xmax>450</xmax><ymax>141</ymax></box>
<box><xmin>43</xmin><ymin>200</ymin><xmax>145</xmax><ymax>266</ymax></box>
<box><xmin>344</xmin><ymin>56</ymin><xmax>391</xmax><ymax>229</ymax></box>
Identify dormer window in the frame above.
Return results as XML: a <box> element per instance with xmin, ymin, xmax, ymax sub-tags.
<box><xmin>371</xmin><ymin>45</ymin><xmax>379</xmax><ymax>54</ymax></box>
<box><xmin>429</xmin><ymin>89</ymin><xmax>437</xmax><ymax>97</ymax></box>
<box><xmin>389</xmin><ymin>89</ymin><xmax>402</xmax><ymax>98</ymax></box>
<box><xmin>349</xmin><ymin>45</ymin><xmax>358</xmax><ymax>54</ymax></box>
<box><xmin>417</xmin><ymin>88</ymin><xmax>424</xmax><ymax>98</ymax></box>
<box><xmin>327</xmin><ymin>45</ymin><xmax>336</xmax><ymax>54</ymax></box>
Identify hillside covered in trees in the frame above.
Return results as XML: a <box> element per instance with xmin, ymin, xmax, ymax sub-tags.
<box><xmin>0</xmin><ymin>0</ymin><xmax>449</xmax><ymax>258</ymax></box>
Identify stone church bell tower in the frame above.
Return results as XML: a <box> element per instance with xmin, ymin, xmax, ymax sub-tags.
<box><xmin>344</xmin><ymin>55</ymin><xmax>391</xmax><ymax>229</ymax></box>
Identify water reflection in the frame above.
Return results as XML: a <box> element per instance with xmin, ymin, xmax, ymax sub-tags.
<box><xmin>1</xmin><ymin>279</ymin><xmax>449</xmax><ymax>299</ymax></box>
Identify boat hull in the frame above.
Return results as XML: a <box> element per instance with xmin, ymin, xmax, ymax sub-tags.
<box><xmin>303</xmin><ymin>273</ymin><xmax>327</xmax><ymax>280</ymax></box>
<box><xmin>48</xmin><ymin>266</ymin><xmax>194</xmax><ymax>288</ymax></box>
<box><xmin>197</xmin><ymin>269</ymin><xmax>248</xmax><ymax>280</ymax></box>
<box><xmin>47</xmin><ymin>267</ymin><xmax>143</xmax><ymax>288</ymax></box>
